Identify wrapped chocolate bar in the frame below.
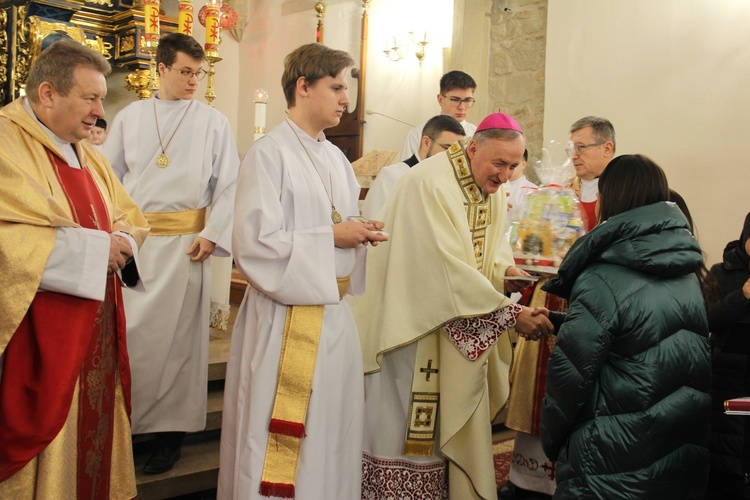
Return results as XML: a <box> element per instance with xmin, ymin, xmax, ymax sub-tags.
<box><xmin>508</xmin><ymin>141</ymin><xmax>585</xmax><ymax>270</ymax></box>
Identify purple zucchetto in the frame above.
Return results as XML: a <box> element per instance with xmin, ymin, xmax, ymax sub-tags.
<box><xmin>475</xmin><ymin>112</ymin><xmax>523</xmax><ymax>133</ymax></box>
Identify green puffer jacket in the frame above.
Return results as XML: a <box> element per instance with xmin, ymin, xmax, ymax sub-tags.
<box><xmin>540</xmin><ymin>201</ymin><xmax>710</xmax><ymax>499</ymax></box>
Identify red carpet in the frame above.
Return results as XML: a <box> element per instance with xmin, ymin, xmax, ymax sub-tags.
<box><xmin>494</xmin><ymin>437</ymin><xmax>515</xmax><ymax>488</ymax></box>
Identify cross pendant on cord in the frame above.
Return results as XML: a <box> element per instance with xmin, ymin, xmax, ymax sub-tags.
<box><xmin>420</xmin><ymin>359</ymin><xmax>439</xmax><ymax>381</ymax></box>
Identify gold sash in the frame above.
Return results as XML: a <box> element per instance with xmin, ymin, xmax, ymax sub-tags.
<box><xmin>143</xmin><ymin>207</ymin><xmax>206</xmax><ymax>235</ymax></box>
<box><xmin>259</xmin><ymin>276</ymin><xmax>350</xmax><ymax>498</ymax></box>
<box><xmin>404</xmin><ymin>332</ymin><xmax>440</xmax><ymax>456</ymax></box>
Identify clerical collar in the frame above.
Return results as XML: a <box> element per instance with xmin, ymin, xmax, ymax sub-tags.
<box><xmin>579</xmin><ymin>177</ymin><xmax>599</xmax><ymax>203</ymax></box>
<box><xmin>22</xmin><ymin>98</ymin><xmax>82</xmax><ymax>169</ymax></box>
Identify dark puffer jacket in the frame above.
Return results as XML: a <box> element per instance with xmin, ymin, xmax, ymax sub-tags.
<box><xmin>540</xmin><ymin>201</ymin><xmax>711</xmax><ymax>499</ymax></box>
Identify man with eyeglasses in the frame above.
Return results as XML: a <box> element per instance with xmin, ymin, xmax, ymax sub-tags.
<box><xmin>567</xmin><ymin>116</ymin><xmax>616</xmax><ymax>230</ymax></box>
<box><xmin>104</xmin><ymin>32</ymin><xmax>240</xmax><ymax>474</ymax></box>
<box><xmin>499</xmin><ymin>116</ymin><xmax>616</xmax><ymax>500</ymax></box>
<box><xmin>362</xmin><ymin>114</ymin><xmax>465</xmax><ymax>220</ymax></box>
<box><xmin>400</xmin><ymin>70</ymin><xmax>478</xmax><ymax>160</ymax></box>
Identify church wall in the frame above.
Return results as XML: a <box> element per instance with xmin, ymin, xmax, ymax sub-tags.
<box><xmin>233</xmin><ymin>0</ymin><xmax>454</xmax><ymax>156</ymax></box>
<box><xmin>450</xmin><ymin>0</ymin><xmax>493</xmax><ymax>127</ymax></box>
<box><xmin>487</xmin><ymin>0</ymin><xmax>548</xmax><ymax>184</ymax></box>
<box><xmin>544</xmin><ymin>0</ymin><xmax>750</xmax><ymax>265</ymax></box>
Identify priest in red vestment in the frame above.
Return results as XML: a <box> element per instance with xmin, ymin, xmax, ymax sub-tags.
<box><xmin>0</xmin><ymin>39</ymin><xmax>149</xmax><ymax>499</ymax></box>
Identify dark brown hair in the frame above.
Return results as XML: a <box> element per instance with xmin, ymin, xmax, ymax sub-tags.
<box><xmin>156</xmin><ymin>33</ymin><xmax>205</xmax><ymax>67</ymax></box>
<box><xmin>597</xmin><ymin>154</ymin><xmax>669</xmax><ymax>224</ymax></box>
<box><xmin>439</xmin><ymin>70</ymin><xmax>476</xmax><ymax>93</ymax></box>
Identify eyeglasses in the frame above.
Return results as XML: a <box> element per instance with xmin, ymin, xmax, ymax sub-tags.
<box><xmin>167</xmin><ymin>65</ymin><xmax>208</xmax><ymax>82</ymax></box>
<box><xmin>428</xmin><ymin>137</ymin><xmax>453</xmax><ymax>150</ymax></box>
<box><xmin>565</xmin><ymin>142</ymin><xmax>604</xmax><ymax>157</ymax></box>
<box><xmin>441</xmin><ymin>95</ymin><xmax>475</xmax><ymax>108</ymax></box>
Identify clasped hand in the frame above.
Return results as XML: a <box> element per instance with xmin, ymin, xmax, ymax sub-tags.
<box><xmin>515</xmin><ymin>306</ymin><xmax>554</xmax><ymax>341</ymax></box>
<box><xmin>332</xmin><ymin>219</ymin><xmax>388</xmax><ymax>248</ymax></box>
<box><xmin>108</xmin><ymin>234</ymin><xmax>133</xmax><ymax>274</ymax></box>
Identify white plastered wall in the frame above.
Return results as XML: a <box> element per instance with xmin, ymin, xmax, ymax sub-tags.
<box><xmin>543</xmin><ymin>0</ymin><xmax>750</xmax><ymax>265</ymax></box>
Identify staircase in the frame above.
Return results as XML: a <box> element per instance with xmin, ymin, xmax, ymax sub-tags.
<box><xmin>133</xmin><ymin>282</ymin><xmax>244</xmax><ymax>499</ymax></box>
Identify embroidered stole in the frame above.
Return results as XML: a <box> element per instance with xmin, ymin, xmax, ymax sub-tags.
<box><xmin>404</xmin><ymin>143</ymin><xmax>492</xmax><ymax>456</ymax></box>
<box><xmin>259</xmin><ymin>276</ymin><xmax>350</xmax><ymax>498</ymax></box>
<box><xmin>0</xmin><ymin>151</ymin><xmax>127</xmax><ymax>499</ymax></box>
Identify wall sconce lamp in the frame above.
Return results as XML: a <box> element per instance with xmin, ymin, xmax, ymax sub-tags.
<box><xmin>383</xmin><ymin>31</ymin><xmax>429</xmax><ymax>65</ymax></box>
<box><xmin>383</xmin><ymin>37</ymin><xmax>404</xmax><ymax>62</ymax></box>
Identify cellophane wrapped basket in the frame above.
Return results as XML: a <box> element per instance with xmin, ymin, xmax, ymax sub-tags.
<box><xmin>508</xmin><ymin>141</ymin><xmax>585</xmax><ymax>269</ymax></box>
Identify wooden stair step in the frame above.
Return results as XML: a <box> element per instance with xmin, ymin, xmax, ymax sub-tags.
<box><xmin>135</xmin><ymin>432</ymin><xmax>220</xmax><ymax>499</ymax></box>
<box><xmin>205</xmin><ymin>384</ymin><xmax>224</xmax><ymax>432</ymax></box>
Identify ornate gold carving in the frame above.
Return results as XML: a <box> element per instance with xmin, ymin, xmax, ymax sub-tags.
<box><xmin>119</xmin><ymin>34</ymin><xmax>136</xmax><ymax>56</ymax></box>
<box><xmin>85</xmin><ymin>0</ymin><xmax>114</xmax><ymax>6</ymax></box>
<box><xmin>27</xmin><ymin>16</ymin><xmax>87</xmax><ymax>63</ymax></box>
<box><xmin>14</xmin><ymin>6</ymin><xmax>31</xmax><ymax>98</ymax></box>
<box><xmin>124</xmin><ymin>68</ymin><xmax>154</xmax><ymax>100</ymax></box>
<box><xmin>1</xmin><ymin>9</ymin><xmax>8</xmax><ymax>104</ymax></box>
<box><xmin>84</xmin><ymin>37</ymin><xmax>113</xmax><ymax>59</ymax></box>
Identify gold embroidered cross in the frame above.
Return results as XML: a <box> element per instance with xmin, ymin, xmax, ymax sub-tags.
<box><xmin>420</xmin><ymin>359</ymin><xmax>439</xmax><ymax>381</ymax></box>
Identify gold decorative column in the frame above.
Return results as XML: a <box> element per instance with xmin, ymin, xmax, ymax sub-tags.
<box><xmin>315</xmin><ymin>1</ymin><xmax>325</xmax><ymax>43</ymax></box>
<box><xmin>203</xmin><ymin>0</ymin><xmax>221</xmax><ymax>106</ymax></box>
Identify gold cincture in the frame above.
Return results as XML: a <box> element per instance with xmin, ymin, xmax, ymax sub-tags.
<box><xmin>144</xmin><ymin>207</ymin><xmax>206</xmax><ymax>235</ymax></box>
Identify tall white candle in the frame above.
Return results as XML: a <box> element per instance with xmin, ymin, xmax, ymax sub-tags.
<box><xmin>253</xmin><ymin>88</ymin><xmax>268</xmax><ymax>142</ymax></box>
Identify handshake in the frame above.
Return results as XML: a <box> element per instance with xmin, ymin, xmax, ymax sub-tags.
<box><xmin>514</xmin><ymin>306</ymin><xmax>554</xmax><ymax>341</ymax></box>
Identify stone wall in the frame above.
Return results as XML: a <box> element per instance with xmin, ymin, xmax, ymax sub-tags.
<box><xmin>488</xmin><ymin>0</ymin><xmax>548</xmax><ymax>182</ymax></box>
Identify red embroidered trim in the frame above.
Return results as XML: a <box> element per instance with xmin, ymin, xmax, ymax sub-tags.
<box><xmin>361</xmin><ymin>452</ymin><xmax>447</xmax><ymax>499</ymax></box>
<box><xmin>260</xmin><ymin>481</ymin><xmax>295</xmax><ymax>498</ymax></box>
<box><xmin>443</xmin><ymin>304</ymin><xmax>522</xmax><ymax>361</ymax></box>
<box><xmin>268</xmin><ymin>418</ymin><xmax>305</xmax><ymax>438</ymax></box>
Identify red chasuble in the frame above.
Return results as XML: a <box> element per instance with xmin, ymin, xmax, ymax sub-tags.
<box><xmin>581</xmin><ymin>200</ymin><xmax>597</xmax><ymax>232</ymax></box>
<box><xmin>0</xmin><ymin>151</ymin><xmax>131</xmax><ymax>498</ymax></box>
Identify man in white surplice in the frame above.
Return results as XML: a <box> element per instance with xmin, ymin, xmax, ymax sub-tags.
<box><xmin>103</xmin><ymin>33</ymin><xmax>239</xmax><ymax>474</ymax></box>
<box><xmin>218</xmin><ymin>43</ymin><xmax>388</xmax><ymax>500</ymax></box>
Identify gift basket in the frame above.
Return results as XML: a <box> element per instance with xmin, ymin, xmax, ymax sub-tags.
<box><xmin>508</xmin><ymin>141</ymin><xmax>586</xmax><ymax>271</ymax></box>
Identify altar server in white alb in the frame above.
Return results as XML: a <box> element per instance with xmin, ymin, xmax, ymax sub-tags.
<box><xmin>218</xmin><ymin>43</ymin><xmax>388</xmax><ymax>500</ymax></box>
<box><xmin>103</xmin><ymin>33</ymin><xmax>239</xmax><ymax>474</ymax></box>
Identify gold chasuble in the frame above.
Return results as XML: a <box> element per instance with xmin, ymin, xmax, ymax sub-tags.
<box><xmin>355</xmin><ymin>142</ymin><xmax>516</xmax><ymax>500</ymax></box>
<box><xmin>0</xmin><ymin>98</ymin><xmax>149</xmax><ymax>499</ymax></box>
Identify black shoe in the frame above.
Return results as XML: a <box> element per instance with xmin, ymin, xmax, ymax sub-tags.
<box><xmin>143</xmin><ymin>445</ymin><xmax>181</xmax><ymax>475</ymax></box>
<box><xmin>498</xmin><ymin>481</ymin><xmax>552</xmax><ymax>499</ymax></box>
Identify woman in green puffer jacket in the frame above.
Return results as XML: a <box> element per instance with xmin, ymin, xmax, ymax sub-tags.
<box><xmin>539</xmin><ymin>154</ymin><xmax>711</xmax><ymax>499</ymax></box>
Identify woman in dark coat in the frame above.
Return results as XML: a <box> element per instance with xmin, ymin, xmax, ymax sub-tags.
<box><xmin>706</xmin><ymin>212</ymin><xmax>750</xmax><ymax>498</ymax></box>
<box><xmin>539</xmin><ymin>155</ymin><xmax>711</xmax><ymax>499</ymax></box>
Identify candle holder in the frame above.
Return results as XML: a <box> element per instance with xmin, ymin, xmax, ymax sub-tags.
<box><xmin>142</xmin><ymin>38</ymin><xmax>160</xmax><ymax>93</ymax></box>
<box><xmin>204</xmin><ymin>53</ymin><xmax>222</xmax><ymax>106</ymax></box>
<box><xmin>125</xmin><ymin>68</ymin><xmax>155</xmax><ymax>99</ymax></box>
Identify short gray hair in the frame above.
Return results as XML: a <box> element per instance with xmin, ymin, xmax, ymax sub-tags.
<box><xmin>473</xmin><ymin>128</ymin><xmax>524</xmax><ymax>144</ymax></box>
<box><xmin>569</xmin><ymin>116</ymin><xmax>616</xmax><ymax>153</ymax></box>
